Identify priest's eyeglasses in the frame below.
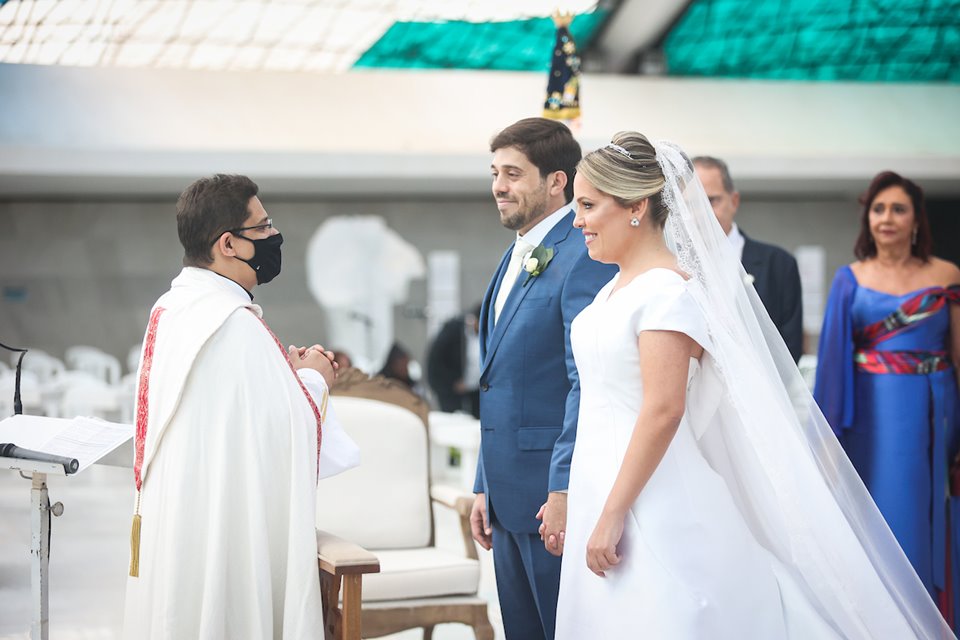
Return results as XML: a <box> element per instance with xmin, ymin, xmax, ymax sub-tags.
<box><xmin>212</xmin><ymin>219</ymin><xmax>275</xmax><ymax>244</ymax></box>
<box><xmin>229</xmin><ymin>218</ymin><xmax>274</xmax><ymax>234</ymax></box>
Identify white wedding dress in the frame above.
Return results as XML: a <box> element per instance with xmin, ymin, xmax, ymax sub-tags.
<box><xmin>550</xmin><ymin>139</ymin><xmax>951</xmax><ymax>639</ymax></box>
<box><xmin>556</xmin><ymin>268</ymin><xmax>839</xmax><ymax>639</ymax></box>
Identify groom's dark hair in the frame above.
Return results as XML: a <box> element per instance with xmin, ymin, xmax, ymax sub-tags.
<box><xmin>491</xmin><ymin>118</ymin><xmax>581</xmax><ymax>202</ymax></box>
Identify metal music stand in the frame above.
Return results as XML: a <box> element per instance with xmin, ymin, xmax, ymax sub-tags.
<box><xmin>1</xmin><ymin>454</ymin><xmax>67</xmax><ymax>640</ymax></box>
<box><xmin>0</xmin><ymin>415</ymin><xmax>132</xmax><ymax>640</ymax></box>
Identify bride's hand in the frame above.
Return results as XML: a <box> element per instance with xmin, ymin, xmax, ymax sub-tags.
<box><xmin>586</xmin><ymin>512</ymin><xmax>623</xmax><ymax>577</ymax></box>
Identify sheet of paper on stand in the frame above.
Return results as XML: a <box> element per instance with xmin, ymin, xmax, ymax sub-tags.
<box><xmin>0</xmin><ymin>414</ymin><xmax>133</xmax><ymax>473</ymax></box>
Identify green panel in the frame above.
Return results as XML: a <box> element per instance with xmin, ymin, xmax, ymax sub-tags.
<box><xmin>665</xmin><ymin>0</ymin><xmax>960</xmax><ymax>82</ymax></box>
<box><xmin>353</xmin><ymin>12</ymin><xmax>608</xmax><ymax>71</ymax></box>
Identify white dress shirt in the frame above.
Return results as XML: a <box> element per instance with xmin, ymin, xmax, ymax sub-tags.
<box><xmin>493</xmin><ymin>204</ymin><xmax>571</xmax><ymax>323</ymax></box>
<box><xmin>727</xmin><ymin>222</ymin><xmax>745</xmax><ymax>261</ymax></box>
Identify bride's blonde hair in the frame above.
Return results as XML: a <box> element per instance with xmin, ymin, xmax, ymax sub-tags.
<box><xmin>577</xmin><ymin>131</ymin><xmax>669</xmax><ymax>228</ymax></box>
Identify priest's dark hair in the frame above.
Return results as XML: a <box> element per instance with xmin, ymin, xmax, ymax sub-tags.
<box><xmin>177</xmin><ymin>174</ymin><xmax>260</xmax><ymax>266</ymax></box>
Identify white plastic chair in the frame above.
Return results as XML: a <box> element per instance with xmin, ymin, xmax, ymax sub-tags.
<box><xmin>127</xmin><ymin>343</ymin><xmax>142</xmax><ymax>376</ymax></box>
<box><xmin>16</xmin><ymin>349</ymin><xmax>65</xmax><ymax>384</ymax></box>
<box><xmin>58</xmin><ymin>372</ymin><xmax>122</xmax><ymax>421</ymax></box>
<box><xmin>64</xmin><ymin>346</ymin><xmax>122</xmax><ymax>385</ymax></box>
<box><xmin>116</xmin><ymin>372</ymin><xmax>138</xmax><ymax>424</ymax></box>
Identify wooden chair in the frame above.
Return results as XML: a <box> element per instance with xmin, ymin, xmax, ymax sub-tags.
<box><xmin>320</xmin><ymin>369</ymin><xmax>494</xmax><ymax>639</ymax></box>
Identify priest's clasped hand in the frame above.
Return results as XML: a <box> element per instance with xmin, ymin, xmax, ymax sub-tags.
<box><xmin>288</xmin><ymin>344</ymin><xmax>337</xmax><ymax>388</ymax></box>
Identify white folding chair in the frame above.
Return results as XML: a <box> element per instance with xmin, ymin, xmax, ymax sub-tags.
<box><xmin>58</xmin><ymin>372</ymin><xmax>122</xmax><ymax>421</ymax></box>
<box><xmin>127</xmin><ymin>343</ymin><xmax>142</xmax><ymax>376</ymax></box>
<box><xmin>16</xmin><ymin>349</ymin><xmax>65</xmax><ymax>384</ymax></box>
<box><xmin>65</xmin><ymin>346</ymin><xmax>122</xmax><ymax>385</ymax></box>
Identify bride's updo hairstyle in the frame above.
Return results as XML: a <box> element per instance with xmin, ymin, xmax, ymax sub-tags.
<box><xmin>577</xmin><ymin>131</ymin><xmax>669</xmax><ymax>228</ymax></box>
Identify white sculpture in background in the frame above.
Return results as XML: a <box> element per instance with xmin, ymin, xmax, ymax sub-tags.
<box><xmin>306</xmin><ymin>216</ymin><xmax>425</xmax><ymax>372</ymax></box>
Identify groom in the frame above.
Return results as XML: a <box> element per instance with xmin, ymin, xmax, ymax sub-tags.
<box><xmin>470</xmin><ymin>118</ymin><xmax>616</xmax><ymax>639</ymax></box>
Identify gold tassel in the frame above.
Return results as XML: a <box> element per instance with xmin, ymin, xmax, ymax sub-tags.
<box><xmin>129</xmin><ymin>493</ymin><xmax>141</xmax><ymax>577</ymax></box>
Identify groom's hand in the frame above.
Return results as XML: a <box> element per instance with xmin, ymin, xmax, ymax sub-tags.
<box><xmin>540</xmin><ymin>491</ymin><xmax>567</xmax><ymax>556</ymax></box>
<box><xmin>470</xmin><ymin>493</ymin><xmax>493</xmax><ymax>551</ymax></box>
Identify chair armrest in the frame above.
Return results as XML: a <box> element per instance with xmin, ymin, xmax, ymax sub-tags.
<box><xmin>430</xmin><ymin>484</ymin><xmax>478</xmax><ymax>560</ymax></box>
<box><xmin>316</xmin><ymin>529</ymin><xmax>379</xmax><ymax>640</ymax></box>
<box><xmin>430</xmin><ymin>483</ymin><xmax>475</xmax><ymax>517</ymax></box>
<box><xmin>316</xmin><ymin>529</ymin><xmax>380</xmax><ymax>577</ymax></box>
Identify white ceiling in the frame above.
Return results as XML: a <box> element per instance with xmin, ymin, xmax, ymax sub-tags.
<box><xmin>0</xmin><ymin>0</ymin><xmax>600</xmax><ymax>72</ymax></box>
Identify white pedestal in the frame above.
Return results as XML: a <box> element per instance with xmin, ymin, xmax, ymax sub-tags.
<box><xmin>428</xmin><ymin>411</ymin><xmax>480</xmax><ymax>491</ymax></box>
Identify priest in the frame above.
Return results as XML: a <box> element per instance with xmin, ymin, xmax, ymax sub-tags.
<box><xmin>123</xmin><ymin>174</ymin><xmax>359</xmax><ymax>638</ymax></box>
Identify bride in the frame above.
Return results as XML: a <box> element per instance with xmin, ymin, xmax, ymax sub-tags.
<box><xmin>551</xmin><ymin>132</ymin><xmax>953</xmax><ymax>639</ymax></box>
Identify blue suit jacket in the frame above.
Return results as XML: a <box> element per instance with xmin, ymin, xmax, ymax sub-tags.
<box><xmin>474</xmin><ymin>210</ymin><xmax>617</xmax><ymax>533</ymax></box>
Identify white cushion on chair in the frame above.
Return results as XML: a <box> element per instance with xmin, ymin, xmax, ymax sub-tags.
<box><xmin>362</xmin><ymin>548</ymin><xmax>479</xmax><ymax>602</ymax></box>
<box><xmin>317</xmin><ymin>397</ymin><xmax>432</xmax><ymax>549</ymax></box>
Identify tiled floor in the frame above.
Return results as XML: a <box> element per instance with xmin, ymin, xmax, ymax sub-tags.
<box><xmin>0</xmin><ymin>463</ymin><xmax>503</xmax><ymax>640</ymax></box>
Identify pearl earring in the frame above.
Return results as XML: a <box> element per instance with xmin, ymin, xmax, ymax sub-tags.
<box><xmin>630</xmin><ymin>217</ymin><xmax>640</xmax><ymax>228</ymax></box>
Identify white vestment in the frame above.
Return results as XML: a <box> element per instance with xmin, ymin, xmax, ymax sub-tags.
<box><xmin>123</xmin><ymin>267</ymin><xmax>359</xmax><ymax>639</ymax></box>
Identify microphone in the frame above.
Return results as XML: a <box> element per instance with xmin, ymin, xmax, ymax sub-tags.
<box><xmin>0</xmin><ymin>341</ymin><xmax>27</xmax><ymax>415</ymax></box>
<box><xmin>0</xmin><ymin>443</ymin><xmax>79</xmax><ymax>474</ymax></box>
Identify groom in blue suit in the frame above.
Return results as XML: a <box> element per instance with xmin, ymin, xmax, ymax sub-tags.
<box><xmin>470</xmin><ymin>118</ymin><xmax>616</xmax><ymax>639</ymax></box>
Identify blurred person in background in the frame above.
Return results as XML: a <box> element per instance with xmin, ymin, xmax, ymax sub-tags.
<box><xmin>693</xmin><ymin>156</ymin><xmax>803</xmax><ymax>362</ymax></box>
<box><xmin>331</xmin><ymin>349</ymin><xmax>353</xmax><ymax>371</ymax></box>
<box><xmin>815</xmin><ymin>170</ymin><xmax>960</xmax><ymax>628</ymax></box>
<box><xmin>427</xmin><ymin>303</ymin><xmax>482</xmax><ymax>418</ymax></box>
<box><xmin>377</xmin><ymin>342</ymin><xmax>424</xmax><ymax>395</ymax></box>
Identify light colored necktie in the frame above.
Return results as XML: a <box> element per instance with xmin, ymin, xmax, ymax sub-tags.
<box><xmin>494</xmin><ymin>239</ymin><xmax>534</xmax><ymax>323</ymax></box>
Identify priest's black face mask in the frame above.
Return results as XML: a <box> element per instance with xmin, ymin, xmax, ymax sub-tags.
<box><xmin>234</xmin><ymin>232</ymin><xmax>283</xmax><ymax>285</ymax></box>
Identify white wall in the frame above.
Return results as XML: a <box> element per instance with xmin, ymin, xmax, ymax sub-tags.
<box><xmin>1</xmin><ymin>63</ymin><xmax>958</xmax><ymax>197</ymax></box>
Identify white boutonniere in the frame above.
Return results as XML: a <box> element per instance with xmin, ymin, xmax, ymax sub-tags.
<box><xmin>744</xmin><ymin>273</ymin><xmax>756</xmax><ymax>285</ymax></box>
<box><xmin>522</xmin><ymin>245</ymin><xmax>554</xmax><ymax>287</ymax></box>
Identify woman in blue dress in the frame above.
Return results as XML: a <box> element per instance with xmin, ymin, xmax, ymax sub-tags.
<box><xmin>815</xmin><ymin>171</ymin><xmax>960</xmax><ymax>627</ymax></box>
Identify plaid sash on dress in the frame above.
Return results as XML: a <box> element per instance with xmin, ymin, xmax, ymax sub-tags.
<box><xmin>854</xmin><ymin>286</ymin><xmax>960</xmax><ymax>375</ymax></box>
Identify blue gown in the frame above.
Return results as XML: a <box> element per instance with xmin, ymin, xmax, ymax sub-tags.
<box><xmin>815</xmin><ymin>265</ymin><xmax>960</xmax><ymax>627</ymax></box>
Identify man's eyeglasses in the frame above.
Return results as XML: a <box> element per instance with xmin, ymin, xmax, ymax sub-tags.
<box><xmin>211</xmin><ymin>218</ymin><xmax>275</xmax><ymax>244</ymax></box>
<box><xmin>228</xmin><ymin>218</ymin><xmax>274</xmax><ymax>234</ymax></box>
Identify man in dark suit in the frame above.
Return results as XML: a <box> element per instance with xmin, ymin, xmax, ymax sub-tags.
<box><xmin>426</xmin><ymin>304</ymin><xmax>481</xmax><ymax>417</ymax></box>
<box><xmin>694</xmin><ymin>156</ymin><xmax>803</xmax><ymax>362</ymax></box>
<box><xmin>470</xmin><ymin>118</ymin><xmax>616</xmax><ymax>639</ymax></box>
